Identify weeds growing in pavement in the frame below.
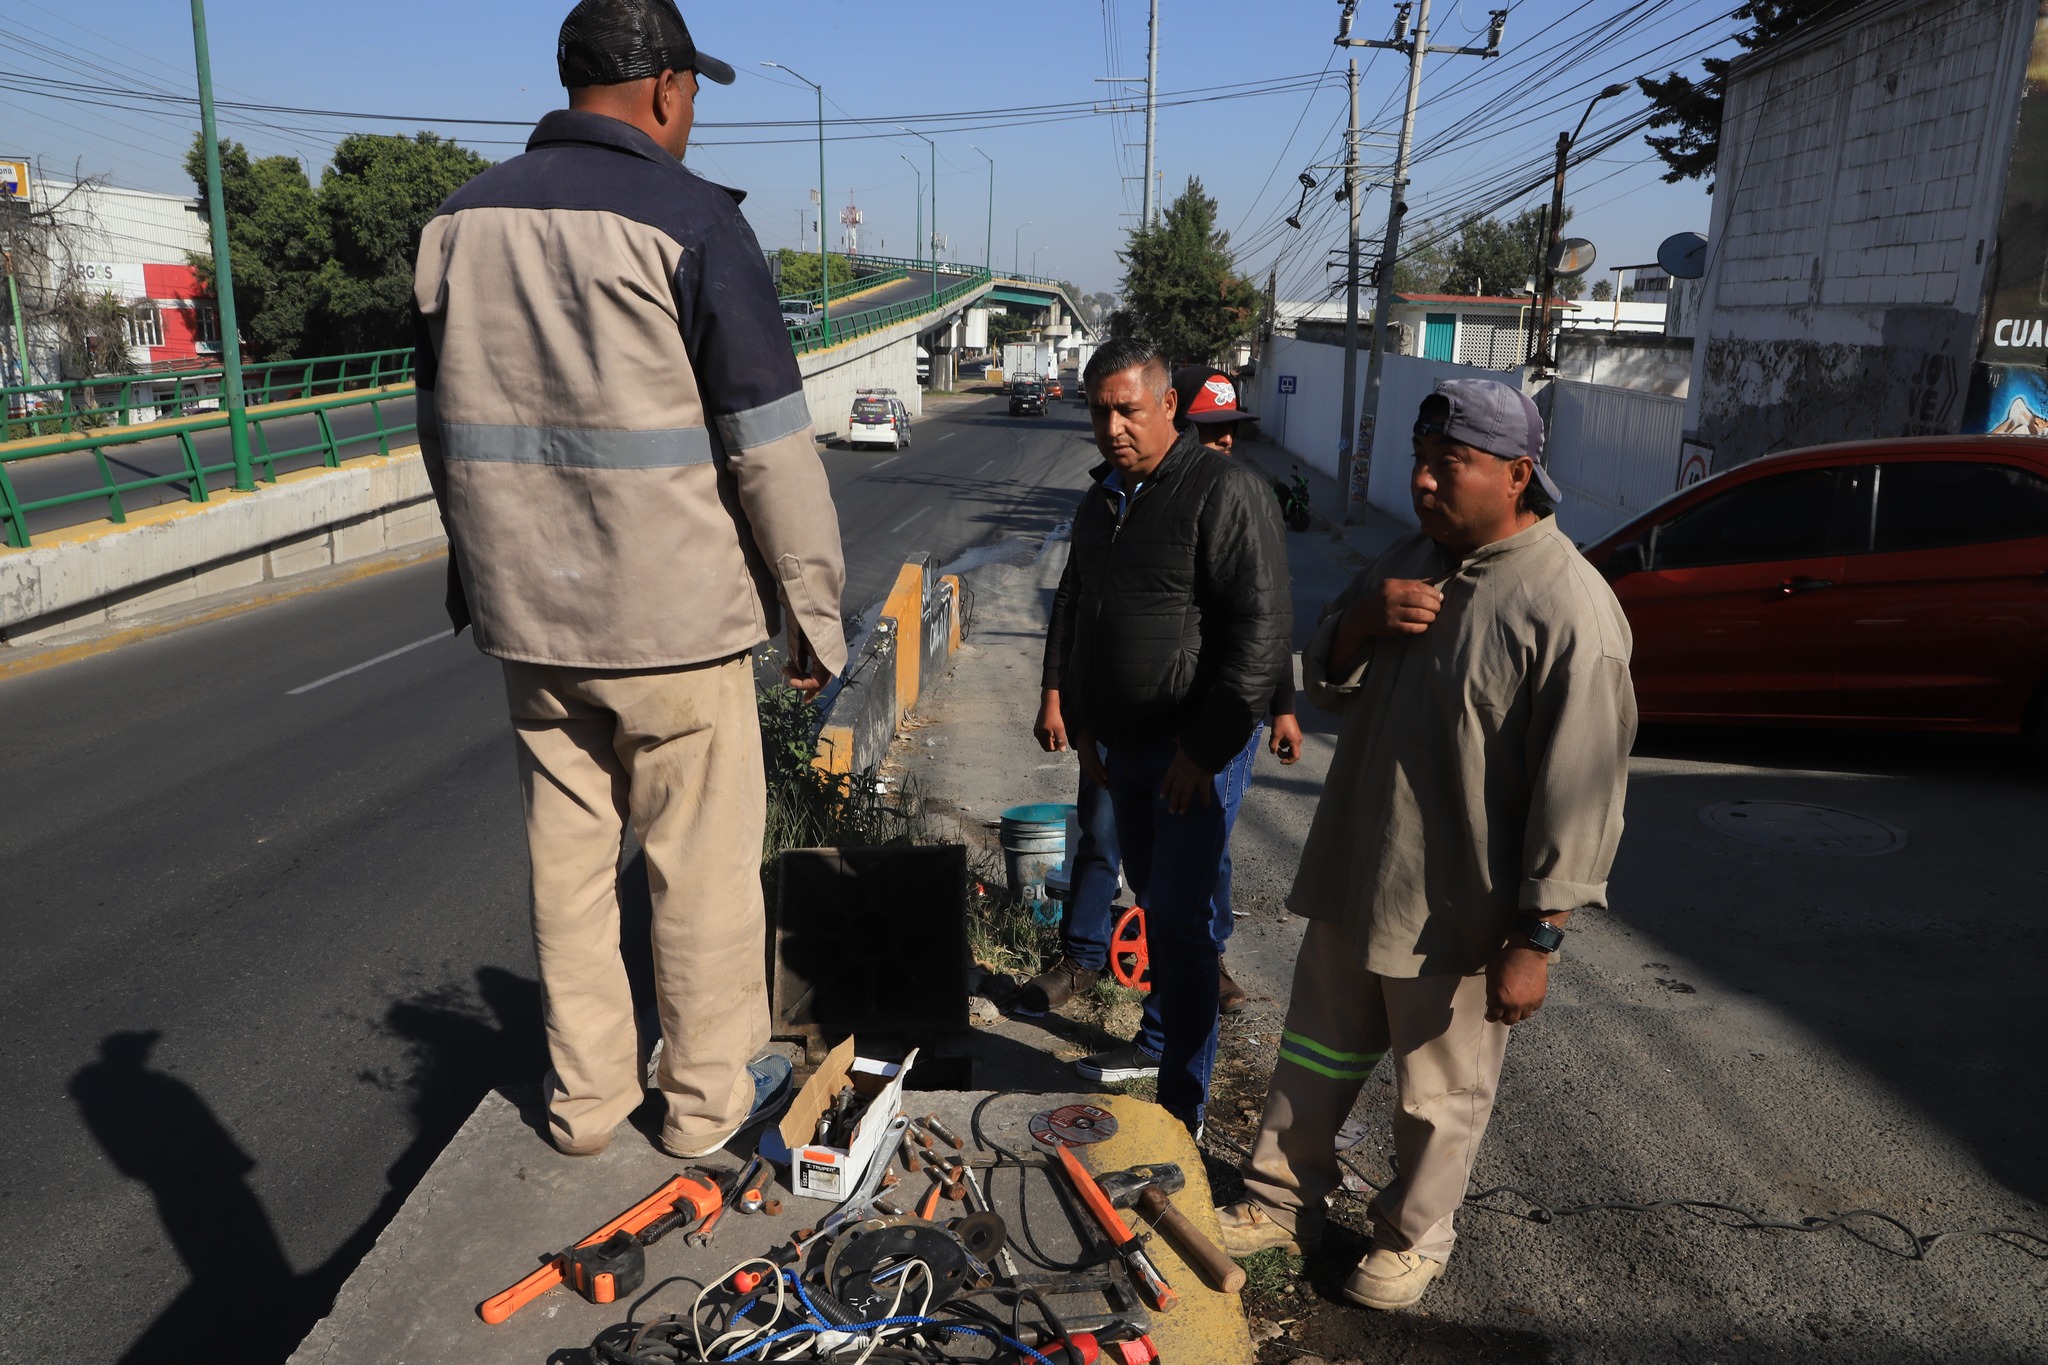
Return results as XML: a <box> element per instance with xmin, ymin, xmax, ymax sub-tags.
<box><xmin>757</xmin><ymin>682</ymin><xmax>927</xmax><ymax>908</ymax></box>
<box><xmin>1237</xmin><ymin>1247</ymin><xmax>1305</xmax><ymax>1301</ymax></box>
<box><xmin>965</xmin><ymin>853</ymin><xmax>1061</xmax><ymax>979</ymax></box>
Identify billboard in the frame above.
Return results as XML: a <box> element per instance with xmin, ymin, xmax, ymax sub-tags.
<box><xmin>1967</xmin><ymin>6</ymin><xmax>2048</xmax><ymax>432</ymax></box>
<box><xmin>0</xmin><ymin>159</ymin><xmax>27</xmax><ymax>204</ymax></box>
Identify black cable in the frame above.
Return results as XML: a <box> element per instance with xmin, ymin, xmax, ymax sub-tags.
<box><xmin>971</xmin><ymin>1091</ymin><xmax>1108</xmax><ymax>1275</ymax></box>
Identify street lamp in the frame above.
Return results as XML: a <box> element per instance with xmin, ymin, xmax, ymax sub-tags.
<box><xmin>900</xmin><ymin>155</ymin><xmax>923</xmax><ymax>273</ymax></box>
<box><xmin>1032</xmin><ymin>246</ymin><xmax>1048</xmax><ymax>275</ymax></box>
<box><xmin>897</xmin><ymin>126</ymin><xmax>937</xmax><ymax>312</ymax></box>
<box><xmin>969</xmin><ymin>144</ymin><xmax>994</xmax><ymax>276</ymax></box>
<box><xmin>1013</xmin><ymin>220</ymin><xmax>1032</xmax><ymax>278</ymax></box>
<box><xmin>763</xmin><ymin>61</ymin><xmax>830</xmax><ymax>344</ymax></box>
<box><xmin>1535</xmin><ymin>81</ymin><xmax>1630</xmax><ymax>368</ymax></box>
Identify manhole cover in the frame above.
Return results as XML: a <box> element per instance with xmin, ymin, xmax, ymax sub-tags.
<box><xmin>1699</xmin><ymin>801</ymin><xmax>1905</xmax><ymax>857</ymax></box>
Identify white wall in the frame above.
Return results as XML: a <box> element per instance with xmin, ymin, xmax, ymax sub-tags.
<box><xmin>1545</xmin><ymin>380</ymin><xmax>1686</xmax><ymax>545</ymax></box>
<box><xmin>1685</xmin><ymin>0</ymin><xmax>2028</xmax><ymax>467</ymax></box>
<box><xmin>1255</xmin><ymin>337</ymin><xmax>1521</xmax><ymax>524</ymax></box>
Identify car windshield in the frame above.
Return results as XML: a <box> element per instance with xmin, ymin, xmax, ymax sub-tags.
<box><xmin>853</xmin><ymin>400</ymin><xmax>891</xmax><ymax>420</ymax></box>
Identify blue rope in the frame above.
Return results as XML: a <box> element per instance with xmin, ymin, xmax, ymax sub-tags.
<box><xmin>715</xmin><ymin>1273</ymin><xmax>1059</xmax><ymax>1365</ymax></box>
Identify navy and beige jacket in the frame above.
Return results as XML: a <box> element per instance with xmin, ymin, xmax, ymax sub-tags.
<box><xmin>412</xmin><ymin>109</ymin><xmax>847</xmax><ymax>673</ymax></box>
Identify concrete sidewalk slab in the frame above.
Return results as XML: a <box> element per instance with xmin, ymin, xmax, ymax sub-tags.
<box><xmin>290</xmin><ymin>1087</ymin><xmax>1252</xmax><ymax>1365</ymax></box>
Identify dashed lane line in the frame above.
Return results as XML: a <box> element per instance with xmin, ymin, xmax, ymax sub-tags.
<box><xmin>288</xmin><ymin>630</ymin><xmax>455</xmax><ymax>695</ymax></box>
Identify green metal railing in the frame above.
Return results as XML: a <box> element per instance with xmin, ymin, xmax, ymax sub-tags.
<box><xmin>0</xmin><ymin>384</ymin><xmax>416</xmax><ymax>549</ymax></box>
<box><xmin>0</xmin><ymin>348</ymin><xmax>416</xmax><ymax>441</ymax></box>
<box><xmin>788</xmin><ymin>267</ymin><xmax>991</xmax><ymax>355</ymax></box>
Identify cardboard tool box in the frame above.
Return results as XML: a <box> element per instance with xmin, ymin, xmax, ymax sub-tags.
<box><xmin>761</xmin><ymin>1038</ymin><xmax>919</xmax><ymax>1201</ymax></box>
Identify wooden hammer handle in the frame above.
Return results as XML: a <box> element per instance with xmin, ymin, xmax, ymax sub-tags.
<box><xmin>1137</xmin><ymin>1186</ymin><xmax>1247</xmax><ymax>1295</ymax></box>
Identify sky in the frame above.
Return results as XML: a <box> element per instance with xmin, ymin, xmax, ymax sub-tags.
<box><xmin>0</xmin><ymin>0</ymin><xmax>1734</xmax><ymax>306</ymax></box>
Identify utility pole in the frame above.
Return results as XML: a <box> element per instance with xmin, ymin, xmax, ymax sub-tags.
<box><xmin>1337</xmin><ymin>0</ymin><xmax>1504</xmax><ymax>521</ymax></box>
<box><xmin>1534</xmin><ymin>83</ymin><xmax>1629</xmax><ymax>370</ymax></box>
<box><xmin>1336</xmin><ymin>59</ymin><xmax>1363</xmax><ymax>509</ymax></box>
<box><xmin>3</xmin><ymin>248</ymin><xmax>29</xmax><ymax>391</ymax></box>
<box><xmin>1143</xmin><ymin>0</ymin><xmax>1159</xmax><ymax>225</ymax></box>
<box><xmin>190</xmin><ymin>0</ymin><xmax>253</xmax><ymax>492</ymax></box>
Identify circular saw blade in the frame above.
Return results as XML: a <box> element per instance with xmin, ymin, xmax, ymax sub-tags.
<box><xmin>1028</xmin><ymin>1103</ymin><xmax>1119</xmax><ymax>1148</ymax></box>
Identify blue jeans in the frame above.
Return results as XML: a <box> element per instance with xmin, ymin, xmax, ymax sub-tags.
<box><xmin>1131</xmin><ymin>722</ymin><xmax>1259</xmax><ymax>1060</ymax></box>
<box><xmin>1104</xmin><ymin>737</ymin><xmax>1235</xmax><ymax>1128</ymax></box>
<box><xmin>1059</xmin><ymin>748</ymin><xmax>1122</xmax><ymax>973</ymax></box>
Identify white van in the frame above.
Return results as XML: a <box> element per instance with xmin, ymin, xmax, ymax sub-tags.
<box><xmin>847</xmin><ymin>388</ymin><xmax>911</xmax><ymax>449</ymax></box>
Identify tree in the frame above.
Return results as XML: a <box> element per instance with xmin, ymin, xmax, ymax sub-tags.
<box><xmin>1115</xmin><ymin>177</ymin><xmax>1261</xmax><ymax>365</ymax></box>
<box><xmin>1397</xmin><ymin>207</ymin><xmax>1581</xmax><ymax>299</ymax></box>
<box><xmin>51</xmin><ymin>287</ymin><xmax>138</xmax><ymax>383</ymax></box>
<box><xmin>987</xmin><ymin>310</ymin><xmax>1033</xmax><ymax>346</ymax></box>
<box><xmin>0</xmin><ymin>171</ymin><xmax>108</xmax><ymax>386</ymax></box>
<box><xmin>309</xmin><ymin>133</ymin><xmax>490</xmax><ymax>355</ymax></box>
<box><xmin>1590</xmin><ymin>278</ymin><xmax>1613</xmax><ymax>302</ymax></box>
<box><xmin>1639</xmin><ymin>1</ymin><xmax>1860</xmax><ymax>184</ymax></box>
<box><xmin>774</xmin><ymin>248</ymin><xmax>857</xmax><ymax>293</ymax></box>
<box><xmin>1392</xmin><ymin>218</ymin><xmax>1459</xmax><ymax>295</ymax></box>
<box><xmin>184</xmin><ymin>137</ymin><xmax>326</xmax><ymax>361</ymax></box>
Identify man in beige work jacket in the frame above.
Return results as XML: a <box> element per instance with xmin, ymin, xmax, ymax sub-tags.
<box><xmin>1217</xmin><ymin>377</ymin><xmax>1634</xmax><ymax>1312</ymax></box>
<box><xmin>413</xmin><ymin>0</ymin><xmax>844</xmax><ymax>1161</ymax></box>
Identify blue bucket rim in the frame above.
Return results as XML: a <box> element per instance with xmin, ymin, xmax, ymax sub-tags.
<box><xmin>999</xmin><ymin>802</ymin><xmax>1076</xmax><ymax>827</ymax></box>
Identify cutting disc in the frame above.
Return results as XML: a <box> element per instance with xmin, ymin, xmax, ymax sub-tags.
<box><xmin>1029</xmin><ymin>1103</ymin><xmax>1119</xmax><ymax>1148</ymax></box>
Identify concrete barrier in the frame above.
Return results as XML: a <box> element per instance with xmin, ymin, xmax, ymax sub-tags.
<box><xmin>0</xmin><ymin>448</ymin><xmax>441</xmax><ymax>647</ymax></box>
<box><xmin>812</xmin><ymin>555</ymin><xmax>969</xmax><ymax>775</ymax></box>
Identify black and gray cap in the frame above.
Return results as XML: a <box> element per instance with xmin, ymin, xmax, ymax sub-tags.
<box><xmin>558</xmin><ymin>0</ymin><xmax>735</xmax><ymax>88</ymax></box>
<box><xmin>1421</xmin><ymin>377</ymin><xmax>1562</xmax><ymax>502</ymax></box>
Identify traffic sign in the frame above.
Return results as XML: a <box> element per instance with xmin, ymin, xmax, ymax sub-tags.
<box><xmin>1278</xmin><ymin>375</ymin><xmax>1297</xmax><ymax>394</ymax></box>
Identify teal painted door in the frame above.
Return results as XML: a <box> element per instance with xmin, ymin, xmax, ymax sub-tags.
<box><xmin>1423</xmin><ymin>313</ymin><xmax>1456</xmax><ymax>361</ymax></box>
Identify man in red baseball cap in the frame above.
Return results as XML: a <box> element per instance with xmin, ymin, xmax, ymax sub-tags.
<box><xmin>1171</xmin><ymin>365</ymin><xmax>1254</xmax><ymax>454</ymax></box>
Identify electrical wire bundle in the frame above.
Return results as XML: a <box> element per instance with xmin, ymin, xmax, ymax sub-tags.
<box><xmin>583</xmin><ymin>1262</ymin><xmax>1082</xmax><ymax>1365</ymax></box>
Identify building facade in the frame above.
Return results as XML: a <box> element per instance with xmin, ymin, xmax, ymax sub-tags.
<box><xmin>1684</xmin><ymin>0</ymin><xmax>2044</xmax><ymax>470</ymax></box>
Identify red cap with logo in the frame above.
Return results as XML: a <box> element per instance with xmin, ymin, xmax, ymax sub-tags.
<box><xmin>1172</xmin><ymin>365</ymin><xmax>1254</xmax><ymax>425</ymax></box>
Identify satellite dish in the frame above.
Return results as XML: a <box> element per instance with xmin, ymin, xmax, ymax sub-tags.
<box><xmin>1657</xmin><ymin>230</ymin><xmax>1708</xmax><ymax>279</ymax></box>
<box><xmin>1548</xmin><ymin>238</ymin><xmax>1598</xmax><ymax>274</ymax></box>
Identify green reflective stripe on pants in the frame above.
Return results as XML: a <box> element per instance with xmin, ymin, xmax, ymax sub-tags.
<box><xmin>1283</xmin><ymin>1030</ymin><xmax>1382</xmax><ymax>1064</ymax></box>
<box><xmin>1278</xmin><ymin>1038</ymin><xmax>1382</xmax><ymax>1081</ymax></box>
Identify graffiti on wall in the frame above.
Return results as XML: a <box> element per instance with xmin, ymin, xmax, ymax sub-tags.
<box><xmin>1966</xmin><ymin>5</ymin><xmax>2048</xmax><ymax>433</ymax></box>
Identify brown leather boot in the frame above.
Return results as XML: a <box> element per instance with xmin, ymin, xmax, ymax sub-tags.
<box><xmin>1017</xmin><ymin>957</ymin><xmax>1101</xmax><ymax>1015</ymax></box>
<box><xmin>1218</xmin><ymin>961</ymin><xmax>1250</xmax><ymax>1014</ymax></box>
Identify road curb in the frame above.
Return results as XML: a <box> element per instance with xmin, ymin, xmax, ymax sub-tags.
<box><xmin>812</xmin><ymin>555</ymin><xmax>969</xmax><ymax>775</ymax></box>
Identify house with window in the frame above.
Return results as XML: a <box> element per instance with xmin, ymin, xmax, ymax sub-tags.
<box><xmin>8</xmin><ymin>175</ymin><xmax>218</xmax><ymax>396</ymax></box>
<box><xmin>1387</xmin><ymin>292</ymin><xmax>1580</xmax><ymax>371</ymax></box>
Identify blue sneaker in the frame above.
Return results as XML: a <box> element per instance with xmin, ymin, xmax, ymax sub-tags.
<box><xmin>661</xmin><ymin>1052</ymin><xmax>795</xmax><ymax>1159</ymax></box>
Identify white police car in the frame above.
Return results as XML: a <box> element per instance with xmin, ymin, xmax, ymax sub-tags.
<box><xmin>847</xmin><ymin>388</ymin><xmax>912</xmax><ymax>449</ymax></box>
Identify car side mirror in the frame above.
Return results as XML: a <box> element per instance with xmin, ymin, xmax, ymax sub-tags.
<box><xmin>1603</xmin><ymin>541</ymin><xmax>1647</xmax><ymax>581</ymax></box>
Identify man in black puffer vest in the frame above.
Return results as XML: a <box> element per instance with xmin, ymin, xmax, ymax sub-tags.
<box><xmin>1054</xmin><ymin>335</ymin><xmax>1292</xmax><ymax>1131</ymax></box>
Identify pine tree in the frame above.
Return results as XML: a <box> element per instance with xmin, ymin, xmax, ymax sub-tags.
<box><xmin>1639</xmin><ymin>1</ymin><xmax>1861</xmax><ymax>185</ymax></box>
<box><xmin>1115</xmin><ymin>177</ymin><xmax>1260</xmax><ymax>365</ymax></box>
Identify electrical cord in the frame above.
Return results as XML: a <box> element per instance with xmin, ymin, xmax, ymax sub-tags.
<box><xmin>970</xmin><ymin>1091</ymin><xmax>1112</xmax><ymax>1275</ymax></box>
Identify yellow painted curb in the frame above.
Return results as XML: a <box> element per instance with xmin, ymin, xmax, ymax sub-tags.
<box><xmin>0</xmin><ymin>546</ymin><xmax>446</xmax><ymax>684</ymax></box>
<box><xmin>879</xmin><ymin>561</ymin><xmax>925</xmax><ymax>719</ymax></box>
<box><xmin>1092</xmin><ymin>1095</ymin><xmax>1258</xmax><ymax>1365</ymax></box>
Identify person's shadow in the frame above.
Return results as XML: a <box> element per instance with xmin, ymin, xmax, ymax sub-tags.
<box><xmin>69</xmin><ymin>1031</ymin><xmax>313</xmax><ymax>1364</ymax></box>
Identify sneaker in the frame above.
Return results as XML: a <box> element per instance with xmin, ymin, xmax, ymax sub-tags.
<box><xmin>660</xmin><ymin>1052</ymin><xmax>796</xmax><ymax>1159</ymax></box>
<box><xmin>1218</xmin><ymin>963</ymin><xmax>1249</xmax><ymax>1014</ymax></box>
<box><xmin>1216</xmin><ymin>1199</ymin><xmax>1320</xmax><ymax>1256</ymax></box>
<box><xmin>1017</xmin><ymin>957</ymin><xmax>1101</xmax><ymax>1015</ymax></box>
<box><xmin>1075</xmin><ymin>1040</ymin><xmax>1161</xmax><ymax>1084</ymax></box>
<box><xmin>1341</xmin><ymin>1247</ymin><xmax>1443</xmax><ymax>1310</ymax></box>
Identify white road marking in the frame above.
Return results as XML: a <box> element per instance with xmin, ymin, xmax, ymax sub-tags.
<box><xmin>869</xmin><ymin>456</ymin><xmax>901</xmax><ymax>470</ymax></box>
<box><xmin>890</xmin><ymin>506</ymin><xmax>932</xmax><ymax>534</ymax></box>
<box><xmin>936</xmin><ymin>431</ymin><xmax>957</xmax><ymax>441</ymax></box>
<box><xmin>975</xmin><ymin>460</ymin><xmax>996</xmax><ymax>474</ymax></box>
<box><xmin>288</xmin><ymin>630</ymin><xmax>455</xmax><ymax>695</ymax></box>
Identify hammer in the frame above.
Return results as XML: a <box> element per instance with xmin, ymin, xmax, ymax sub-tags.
<box><xmin>1094</xmin><ymin>1164</ymin><xmax>1246</xmax><ymax>1295</ymax></box>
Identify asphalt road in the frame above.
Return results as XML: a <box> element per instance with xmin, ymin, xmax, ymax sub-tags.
<box><xmin>4</xmin><ymin>265</ymin><xmax>980</xmax><ymax>542</ymax></box>
<box><xmin>0</xmin><ymin>383</ymin><xmax>1099</xmax><ymax>1364</ymax></box>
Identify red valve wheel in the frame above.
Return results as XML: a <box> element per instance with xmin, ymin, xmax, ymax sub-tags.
<box><xmin>1110</xmin><ymin>905</ymin><xmax>1151</xmax><ymax>992</ymax></box>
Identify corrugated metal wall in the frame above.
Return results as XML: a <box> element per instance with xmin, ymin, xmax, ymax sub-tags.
<box><xmin>1545</xmin><ymin>379</ymin><xmax>1685</xmax><ymax>544</ymax></box>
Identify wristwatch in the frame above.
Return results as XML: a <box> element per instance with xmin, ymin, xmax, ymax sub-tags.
<box><xmin>1516</xmin><ymin>915</ymin><xmax>1566</xmax><ymax>953</ymax></box>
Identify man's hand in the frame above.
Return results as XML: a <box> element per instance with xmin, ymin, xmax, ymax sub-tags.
<box><xmin>1269</xmin><ymin>713</ymin><xmax>1304</xmax><ymax>766</ymax></box>
<box><xmin>1034</xmin><ymin>689</ymin><xmax>1069</xmax><ymax>752</ymax></box>
<box><xmin>1071</xmin><ymin>729</ymin><xmax>1111</xmax><ymax>787</ymax></box>
<box><xmin>1159</xmin><ymin>746</ymin><xmax>1215</xmax><ymax>816</ymax></box>
<box><xmin>783</xmin><ymin>626</ymin><xmax>831</xmax><ymax>695</ymax></box>
<box><xmin>1350</xmin><ymin>578</ymin><xmax>1444</xmax><ymax>638</ymax></box>
<box><xmin>1484</xmin><ymin>944</ymin><xmax>1551</xmax><ymax>1025</ymax></box>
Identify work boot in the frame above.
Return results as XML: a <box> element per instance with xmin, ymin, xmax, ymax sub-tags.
<box><xmin>1341</xmin><ymin>1247</ymin><xmax>1443</xmax><ymax>1310</ymax></box>
<box><xmin>1216</xmin><ymin>1199</ymin><xmax>1320</xmax><ymax>1256</ymax></box>
<box><xmin>1016</xmin><ymin>957</ymin><xmax>1101</xmax><ymax>1016</ymax></box>
<box><xmin>1218</xmin><ymin>962</ymin><xmax>1249</xmax><ymax>1014</ymax></box>
<box><xmin>1074</xmin><ymin>1040</ymin><xmax>1160</xmax><ymax>1084</ymax></box>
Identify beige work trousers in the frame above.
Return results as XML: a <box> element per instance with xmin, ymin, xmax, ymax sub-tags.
<box><xmin>503</xmin><ymin>653</ymin><xmax>769</xmax><ymax>1156</ymax></box>
<box><xmin>1241</xmin><ymin>917</ymin><xmax>1510</xmax><ymax>1263</ymax></box>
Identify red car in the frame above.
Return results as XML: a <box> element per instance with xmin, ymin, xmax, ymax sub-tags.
<box><xmin>1581</xmin><ymin>436</ymin><xmax>2048</xmax><ymax>749</ymax></box>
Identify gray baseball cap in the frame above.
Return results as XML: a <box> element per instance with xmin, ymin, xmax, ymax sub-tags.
<box><xmin>1419</xmin><ymin>377</ymin><xmax>1561</xmax><ymax>502</ymax></box>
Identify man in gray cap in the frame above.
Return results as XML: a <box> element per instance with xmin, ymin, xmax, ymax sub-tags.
<box><xmin>413</xmin><ymin>0</ymin><xmax>843</xmax><ymax>1160</ymax></box>
<box><xmin>1216</xmin><ymin>378</ymin><xmax>1634</xmax><ymax>1312</ymax></box>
